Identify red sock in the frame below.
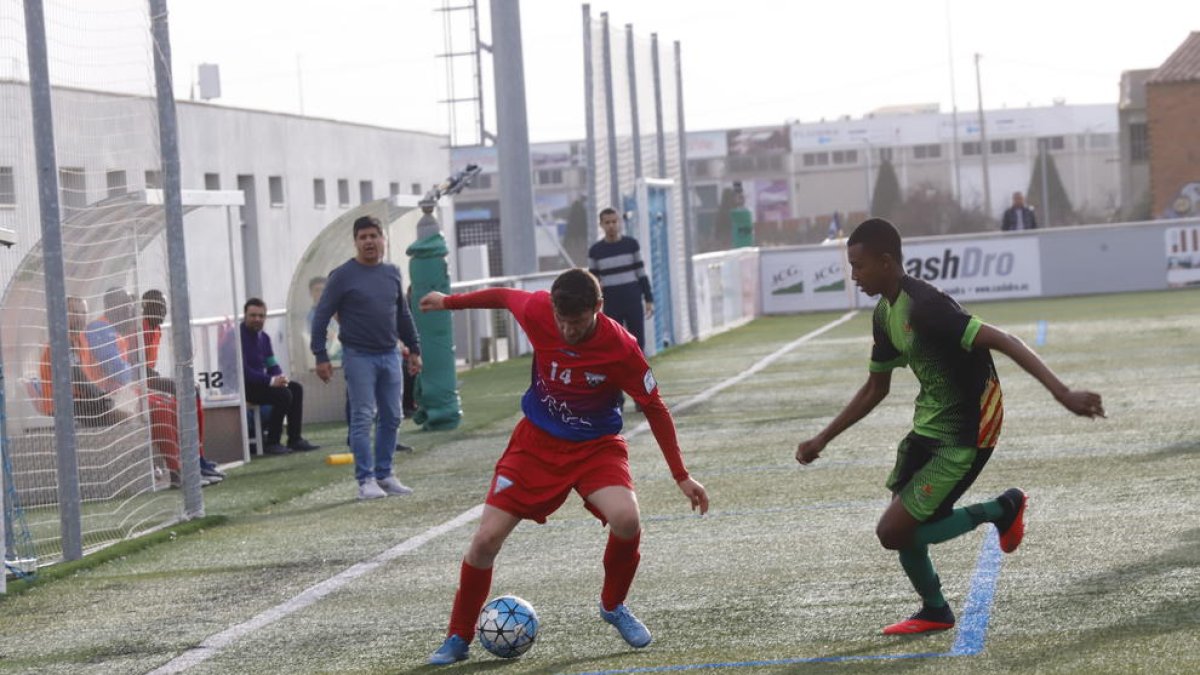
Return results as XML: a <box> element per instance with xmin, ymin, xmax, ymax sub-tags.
<box><xmin>447</xmin><ymin>560</ymin><xmax>493</xmax><ymax>642</ymax></box>
<box><xmin>601</xmin><ymin>531</ymin><xmax>641</xmax><ymax>611</ymax></box>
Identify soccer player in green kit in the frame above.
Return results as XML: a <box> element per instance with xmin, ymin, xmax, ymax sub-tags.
<box><xmin>795</xmin><ymin>218</ymin><xmax>1105</xmax><ymax>635</ymax></box>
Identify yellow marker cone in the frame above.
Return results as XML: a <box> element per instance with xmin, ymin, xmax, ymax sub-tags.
<box><xmin>325</xmin><ymin>452</ymin><xmax>353</xmax><ymax>466</ymax></box>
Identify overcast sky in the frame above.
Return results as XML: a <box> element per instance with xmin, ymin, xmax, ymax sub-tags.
<box><xmin>165</xmin><ymin>0</ymin><xmax>1190</xmax><ymax>142</ymax></box>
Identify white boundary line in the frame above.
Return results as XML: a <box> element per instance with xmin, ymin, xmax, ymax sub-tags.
<box><xmin>149</xmin><ymin>310</ymin><xmax>858</xmax><ymax>673</ymax></box>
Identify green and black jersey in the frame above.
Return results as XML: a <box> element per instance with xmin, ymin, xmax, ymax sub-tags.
<box><xmin>869</xmin><ymin>275</ymin><xmax>1003</xmax><ymax>448</ymax></box>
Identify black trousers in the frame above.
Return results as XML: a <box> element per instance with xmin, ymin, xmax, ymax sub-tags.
<box><xmin>245</xmin><ymin>380</ymin><xmax>304</xmax><ymax>446</ymax></box>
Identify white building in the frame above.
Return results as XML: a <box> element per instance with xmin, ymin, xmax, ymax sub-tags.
<box><xmin>0</xmin><ymin>82</ymin><xmax>450</xmax><ymax>320</ymax></box>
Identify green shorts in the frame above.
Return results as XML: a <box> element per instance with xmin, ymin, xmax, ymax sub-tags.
<box><xmin>885</xmin><ymin>432</ymin><xmax>993</xmax><ymax>523</ymax></box>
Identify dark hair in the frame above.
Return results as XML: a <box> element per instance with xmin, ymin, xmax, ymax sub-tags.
<box><xmin>353</xmin><ymin>215</ymin><xmax>382</xmax><ymax>237</ymax></box>
<box><xmin>244</xmin><ymin>297</ymin><xmax>267</xmax><ymax>313</ymax></box>
<box><xmin>598</xmin><ymin>207</ymin><xmax>618</xmax><ymax>219</ymax></box>
<box><xmin>847</xmin><ymin>218</ymin><xmax>903</xmax><ymax>263</ymax></box>
<box><xmin>103</xmin><ymin>287</ymin><xmax>132</xmax><ymax>312</ymax></box>
<box><xmin>308</xmin><ymin>276</ymin><xmax>327</xmax><ymax>291</ymax></box>
<box><xmin>551</xmin><ymin>268</ymin><xmax>602</xmax><ymax>316</ymax></box>
<box><xmin>142</xmin><ymin>289</ymin><xmax>166</xmax><ymax>319</ymax></box>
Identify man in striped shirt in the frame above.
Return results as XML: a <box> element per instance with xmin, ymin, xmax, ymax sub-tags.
<box><xmin>587</xmin><ymin>208</ymin><xmax>654</xmax><ymax>351</ymax></box>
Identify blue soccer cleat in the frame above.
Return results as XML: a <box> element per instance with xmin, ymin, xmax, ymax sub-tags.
<box><xmin>599</xmin><ymin>602</ymin><xmax>653</xmax><ymax>648</ymax></box>
<box><xmin>428</xmin><ymin>634</ymin><xmax>470</xmax><ymax>665</ymax></box>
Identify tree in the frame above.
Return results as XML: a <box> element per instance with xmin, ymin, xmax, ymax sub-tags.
<box><xmin>892</xmin><ymin>182</ymin><xmax>992</xmax><ymax>236</ymax></box>
<box><xmin>711</xmin><ymin>186</ymin><xmax>736</xmax><ymax>253</ymax></box>
<box><xmin>870</xmin><ymin>159</ymin><xmax>902</xmax><ymax>222</ymax></box>
<box><xmin>1026</xmin><ymin>148</ymin><xmax>1074</xmax><ymax>227</ymax></box>
<box><xmin>562</xmin><ymin>196</ymin><xmax>590</xmax><ymax>265</ymax></box>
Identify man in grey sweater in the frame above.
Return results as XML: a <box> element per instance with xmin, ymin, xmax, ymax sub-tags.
<box><xmin>312</xmin><ymin>216</ymin><xmax>424</xmax><ymax>500</ymax></box>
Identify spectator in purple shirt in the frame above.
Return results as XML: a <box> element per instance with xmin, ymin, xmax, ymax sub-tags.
<box><xmin>242</xmin><ymin>298</ymin><xmax>319</xmax><ymax>455</ymax></box>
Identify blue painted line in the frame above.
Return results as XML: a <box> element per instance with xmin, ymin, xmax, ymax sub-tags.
<box><xmin>567</xmin><ymin>652</ymin><xmax>947</xmax><ymax>674</ymax></box>
<box><xmin>560</xmin><ymin>528</ymin><xmax>1005</xmax><ymax>675</ymax></box>
<box><xmin>950</xmin><ymin>527</ymin><xmax>1004</xmax><ymax>656</ymax></box>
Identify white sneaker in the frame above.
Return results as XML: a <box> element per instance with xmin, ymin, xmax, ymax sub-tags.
<box><xmin>357</xmin><ymin>480</ymin><xmax>387</xmax><ymax>500</ymax></box>
<box><xmin>376</xmin><ymin>476</ymin><xmax>414</xmax><ymax>496</ymax></box>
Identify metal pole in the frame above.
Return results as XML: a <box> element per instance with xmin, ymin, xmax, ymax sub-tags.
<box><xmin>489</xmin><ymin>0</ymin><xmax>537</xmax><ymax>275</ymax></box>
<box><xmin>151</xmin><ymin>0</ymin><xmax>203</xmax><ymax>518</ymax></box>
<box><xmin>625</xmin><ymin>24</ymin><xmax>643</xmax><ymax>179</ymax></box>
<box><xmin>863</xmin><ymin>140</ymin><xmax>873</xmax><ymax>213</ymax></box>
<box><xmin>674</xmin><ymin>40</ymin><xmax>699</xmax><ymax>342</ymax></box>
<box><xmin>600</xmin><ymin>12</ymin><xmax>619</xmax><ymax>209</ymax></box>
<box><xmin>975</xmin><ymin>53</ymin><xmax>992</xmax><ymax>221</ymax></box>
<box><xmin>24</xmin><ymin>0</ymin><xmax>82</xmax><ymax>561</ymax></box>
<box><xmin>946</xmin><ymin>0</ymin><xmax>962</xmax><ymax>202</ymax></box>
<box><xmin>225</xmin><ymin>207</ymin><xmax>251</xmax><ymax>462</ymax></box>
<box><xmin>471</xmin><ymin>0</ymin><xmax>487</xmax><ymax>144</ymax></box>
<box><xmin>1039</xmin><ymin>139</ymin><xmax>1051</xmax><ymax>228</ymax></box>
<box><xmin>650</xmin><ymin>33</ymin><xmax>667</xmax><ymax>178</ymax></box>
<box><xmin>1</xmin><ymin>342</ymin><xmax>9</xmax><ymax>591</ymax></box>
<box><xmin>582</xmin><ymin>4</ymin><xmax>598</xmax><ymax>243</ymax></box>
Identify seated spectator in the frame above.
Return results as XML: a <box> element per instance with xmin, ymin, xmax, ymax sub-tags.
<box><xmin>85</xmin><ymin>287</ymin><xmax>139</xmax><ymax>394</ymax></box>
<box><xmin>241</xmin><ymin>298</ymin><xmax>319</xmax><ymax>454</ymax></box>
<box><xmin>38</xmin><ymin>295</ymin><xmax>131</xmax><ymax>427</ymax></box>
<box><xmin>140</xmin><ymin>289</ymin><xmax>225</xmax><ymax>484</ymax></box>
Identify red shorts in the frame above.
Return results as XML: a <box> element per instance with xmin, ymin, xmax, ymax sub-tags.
<box><xmin>485</xmin><ymin>418</ymin><xmax>634</xmax><ymax>524</ymax></box>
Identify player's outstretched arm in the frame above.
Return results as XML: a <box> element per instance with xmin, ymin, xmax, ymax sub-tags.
<box><xmin>972</xmin><ymin>324</ymin><xmax>1105</xmax><ymax>418</ymax></box>
<box><xmin>677</xmin><ymin>477</ymin><xmax>709</xmax><ymax>515</ymax></box>
<box><xmin>418</xmin><ymin>291</ymin><xmax>448</xmax><ymax>312</ymax></box>
<box><xmin>796</xmin><ymin>370</ymin><xmax>891</xmax><ymax>465</ymax></box>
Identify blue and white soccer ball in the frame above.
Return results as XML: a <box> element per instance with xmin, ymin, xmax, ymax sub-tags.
<box><xmin>476</xmin><ymin>595</ymin><xmax>539</xmax><ymax>659</ymax></box>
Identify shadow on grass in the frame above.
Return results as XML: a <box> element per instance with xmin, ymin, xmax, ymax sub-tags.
<box><xmin>1145</xmin><ymin>439</ymin><xmax>1200</xmax><ymax>461</ymax></box>
<box><xmin>999</xmin><ymin>528</ymin><xmax>1200</xmax><ymax>671</ymax></box>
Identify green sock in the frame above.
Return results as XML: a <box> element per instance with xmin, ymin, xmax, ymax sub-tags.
<box><xmin>914</xmin><ymin>500</ymin><xmax>1006</xmax><ymax>547</ymax></box>
<box><xmin>898</xmin><ymin>544</ymin><xmax>945</xmax><ymax>608</ymax></box>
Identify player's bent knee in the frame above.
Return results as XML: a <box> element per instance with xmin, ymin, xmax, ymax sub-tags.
<box><xmin>876</xmin><ymin>524</ymin><xmax>909</xmax><ymax>551</ymax></box>
<box><xmin>607</xmin><ymin>512</ymin><xmax>641</xmax><ymax>539</ymax></box>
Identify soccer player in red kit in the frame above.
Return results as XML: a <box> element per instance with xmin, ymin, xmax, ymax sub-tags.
<box><xmin>420</xmin><ymin>268</ymin><xmax>709</xmax><ymax>665</ymax></box>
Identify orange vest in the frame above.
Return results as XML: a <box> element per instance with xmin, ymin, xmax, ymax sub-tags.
<box><xmin>38</xmin><ymin>332</ymin><xmax>105</xmax><ymax>415</ymax></box>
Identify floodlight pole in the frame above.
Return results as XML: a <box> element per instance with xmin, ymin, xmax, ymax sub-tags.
<box><xmin>975</xmin><ymin>53</ymin><xmax>992</xmax><ymax>221</ymax></box>
<box><xmin>582</xmin><ymin>4</ymin><xmax>598</xmax><ymax>243</ymax></box>
<box><xmin>490</xmin><ymin>0</ymin><xmax>537</xmax><ymax>276</ymax></box>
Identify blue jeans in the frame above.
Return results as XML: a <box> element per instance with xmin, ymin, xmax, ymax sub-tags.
<box><xmin>342</xmin><ymin>346</ymin><xmax>404</xmax><ymax>483</ymax></box>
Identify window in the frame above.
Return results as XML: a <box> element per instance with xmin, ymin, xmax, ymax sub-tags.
<box><xmin>268</xmin><ymin>175</ymin><xmax>284</xmax><ymax>206</ymax></box>
<box><xmin>692</xmin><ymin>184</ymin><xmax>720</xmax><ymax>209</ymax></box>
<box><xmin>144</xmin><ymin>170</ymin><xmax>161</xmax><ymax>189</ymax></box>
<box><xmin>1089</xmin><ymin>134</ymin><xmax>1114</xmax><ymax>149</ymax></box>
<box><xmin>832</xmin><ymin>150</ymin><xmax>858</xmax><ymax>165</ymax></box>
<box><xmin>990</xmin><ymin>139</ymin><xmax>1017</xmax><ymax>155</ymax></box>
<box><xmin>689</xmin><ymin>159</ymin><xmax>712</xmax><ymax>178</ymax></box>
<box><xmin>474</xmin><ymin>174</ymin><xmax>493</xmax><ymax>190</ymax></box>
<box><xmin>912</xmin><ymin>144</ymin><xmax>942</xmax><ymax>160</ymax></box>
<box><xmin>962</xmin><ymin>141</ymin><xmax>981</xmax><ymax>156</ymax></box>
<box><xmin>1038</xmin><ymin>136</ymin><xmax>1064</xmax><ymax>151</ymax></box>
<box><xmin>802</xmin><ymin>152</ymin><xmax>829</xmax><ymax>167</ymax></box>
<box><xmin>313</xmin><ymin>178</ymin><xmax>326</xmax><ymax>208</ymax></box>
<box><xmin>389</xmin><ymin>181</ymin><xmax>400</xmax><ymax>197</ymax></box>
<box><xmin>337</xmin><ymin>179</ymin><xmax>350</xmax><ymax>207</ymax></box>
<box><xmin>359</xmin><ymin>180</ymin><xmax>374</xmax><ymax>204</ymax></box>
<box><xmin>1130</xmin><ymin>123</ymin><xmax>1148</xmax><ymax>161</ymax></box>
<box><xmin>535</xmin><ymin>169</ymin><xmax>563</xmax><ymax>185</ymax></box>
<box><xmin>204</xmin><ymin>173</ymin><xmax>220</xmax><ymax>190</ymax></box>
<box><xmin>106</xmin><ymin>170</ymin><xmax>127</xmax><ymax>197</ymax></box>
<box><xmin>760</xmin><ymin>155</ymin><xmax>784</xmax><ymax>172</ymax></box>
<box><xmin>411</xmin><ymin>182</ymin><xmax>422</xmax><ymax>195</ymax></box>
<box><xmin>0</xmin><ymin>167</ymin><xmax>14</xmax><ymax>206</ymax></box>
<box><xmin>878</xmin><ymin>147</ymin><xmax>894</xmax><ymax>162</ymax></box>
<box><xmin>728</xmin><ymin>156</ymin><xmax>756</xmax><ymax>173</ymax></box>
<box><xmin>60</xmin><ymin>167</ymin><xmax>86</xmax><ymax>214</ymax></box>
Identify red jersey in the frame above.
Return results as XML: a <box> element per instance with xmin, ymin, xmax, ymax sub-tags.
<box><xmin>444</xmin><ymin>288</ymin><xmax>688</xmax><ymax>481</ymax></box>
